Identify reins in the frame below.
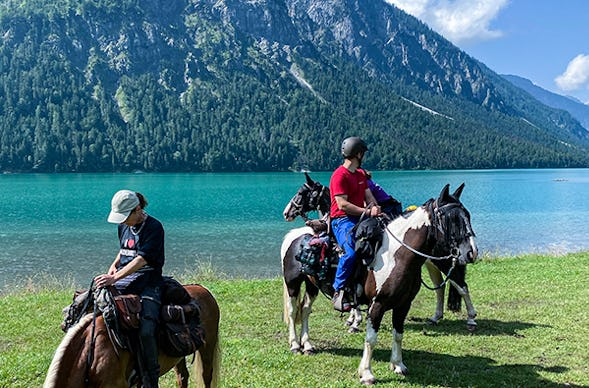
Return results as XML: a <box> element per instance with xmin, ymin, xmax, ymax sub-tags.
<box><xmin>380</xmin><ymin>203</ymin><xmax>461</xmax><ymax>291</ymax></box>
<box><xmin>85</xmin><ymin>295</ymin><xmax>99</xmax><ymax>387</ymax></box>
<box><xmin>381</xmin><ymin>212</ymin><xmax>459</xmax><ymax>262</ymax></box>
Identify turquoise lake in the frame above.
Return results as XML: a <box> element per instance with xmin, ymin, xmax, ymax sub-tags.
<box><xmin>1</xmin><ymin>169</ymin><xmax>588</xmax><ymax>289</ymax></box>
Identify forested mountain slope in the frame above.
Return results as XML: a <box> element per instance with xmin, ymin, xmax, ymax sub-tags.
<box><xmin>503</xmin><ymin>74</ymin><xmax>589</xmax><ymax>131</ymax></box>
<box><xmin>0</xmin><ymin>0</ymin><xmax>587</xmax><ymax>172</ymax></box>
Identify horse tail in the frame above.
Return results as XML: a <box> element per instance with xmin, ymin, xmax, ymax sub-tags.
<box><xmin>447</xmin><ymin>265</ymin><xmax>466</xmax><ymax>312</ymax></box>
<box><xmin>193</xmin><ymin>339</ymin><xmax>220</xmax><ymax>388</ymax></box>
<box><xmin>447</xmin><ymin>285</ymin><xmax>462</xmax><ymax>312</ymax></box>
<box><xmin>185</xmin><ymin>283</ymin><xmax>221</xmax><ymax>388</ymax></box>
<box><xmin>283</xmin><ymin>280</ymin><xmax>302</xmax><ymax>324</ymax></box>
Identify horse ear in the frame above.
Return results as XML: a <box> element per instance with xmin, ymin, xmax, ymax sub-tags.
<box><xmin>305</xmin><ymin>172</ymin><xmax>314</xmax><ymax>185</ymax></box>
<box><xmin>452</xmin><ymin>183</ymin><xmax>465</xmax><ymax>200</ymax></box>
<box><xmin>438</xmin><ymin>184</ymin><xmax>450</xmax><ymax>202</ymax></box>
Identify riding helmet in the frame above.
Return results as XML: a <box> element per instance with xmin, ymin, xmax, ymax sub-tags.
<box><xmin>341</xmin><ymin>137</ymin><xmax>368</xmax><ymax>158</ymax></box>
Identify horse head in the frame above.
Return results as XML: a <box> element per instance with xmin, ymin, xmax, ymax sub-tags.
<box><xmin>283</xmin><ymin>173</ymin><xmax>330</xmax><ymax>221</ymax></box>
<box><xmin>430</xmin><ymin>183</ymin><xmax>478</xmax><ymax>265</ymax></box>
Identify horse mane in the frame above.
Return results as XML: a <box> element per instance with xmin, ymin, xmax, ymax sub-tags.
<box><xmin>389</xmin><ymin>206</ymin><xmax>432</xmax><ymax>232</ymax></box>
<box><xmin>44</xmin><ymin>314</ymin><xmax>94</xmax><ymax>388</ymax></box>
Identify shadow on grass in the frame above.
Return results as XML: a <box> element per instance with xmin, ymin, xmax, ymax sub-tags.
<box><xmin>404</xmin><ymin>317</ymin><xmax>549</xmax><ymax>336</ymax></box>
<box><xmin>317</xmin><ymin>347</ymin><xmax>582</xmax><ymax>387</ymax></box>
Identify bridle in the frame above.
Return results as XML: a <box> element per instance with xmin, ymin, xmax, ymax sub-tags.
<box><xmin>382</xmin><ymin>200</ymin><xmax>464</xmax><ymax>262</ymax></box>
<box><xmin>287</xmin><ymin>183</ymin><xmax>329</xmax><ymax>221</ymax></box>
<box><xmin>382</xmin><ymin>199</ymin><xmax>474</xmax><ymax>290</ymax></box>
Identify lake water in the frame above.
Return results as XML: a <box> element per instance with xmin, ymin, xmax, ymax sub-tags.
<box><xmin>1</xmin><ymin>169</ymin><xmax>588</xmax><ymax>289</ymax></box>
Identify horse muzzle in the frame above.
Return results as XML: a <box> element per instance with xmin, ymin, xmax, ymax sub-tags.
<box><xmin>283</xmin><ymin>203</ymin><xmax>296</xmax><ymax>222</ymax></box>
<box><xmin>467</xmin><ymin>236</ymin><xmax>478</xmax><ymax>263</ymax></box>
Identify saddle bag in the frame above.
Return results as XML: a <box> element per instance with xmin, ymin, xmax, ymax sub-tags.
<box><xmin>354</xmin><ymin>217</ymin><xmax>383</xmax><ymax>266</ymax></box>
<box><xmin>159</xmin><ymin>277</ymin><xmax>205</xmax><ymax>357</ymax></box>
<box><xmin>113</xmin><ymin>294</ymin><xmax>142</xmax><ymax>330</ymax></box>
<box><xmin>159</xmin><ymin>300</ymin><xmax>205</xmax><ymax>357</ymax></box>
<box><xmin>295</xmin><ymin>232</ymin><xmax>331</xmax><ymax>280</ymax></box>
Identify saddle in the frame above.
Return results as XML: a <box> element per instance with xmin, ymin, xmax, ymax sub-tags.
<box><xmin>61</xmin><ymin>277</ymin><xmax>205</xmax><ymax>358</ymax></box>
<box><xmin>294</xmin><ymin>216</ymin><xmax>386</xmax><ymax>306</ymax></box>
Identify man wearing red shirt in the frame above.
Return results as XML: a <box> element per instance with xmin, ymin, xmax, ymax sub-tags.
<box><xmin>330</xmin><ymin>137</ymin><xmax>381</xmax><ymax>311</ymax></box>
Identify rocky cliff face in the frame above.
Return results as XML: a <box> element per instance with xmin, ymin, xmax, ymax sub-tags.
<box><xmin>67</xmin><ymin>0</ymin><xmax>503</xmax><ymax>107</ymax></box>
<box><xmin>1</xmin><ymin>0</ymin><xmax>587</xmax><ymax>172</ymax></box>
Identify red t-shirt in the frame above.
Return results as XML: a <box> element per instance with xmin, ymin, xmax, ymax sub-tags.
<box><xmin>329</xmin><ymin>166</ymin><xmax>367</xmax><ymax>218</ymax></box>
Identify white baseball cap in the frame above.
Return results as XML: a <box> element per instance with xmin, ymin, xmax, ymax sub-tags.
<box><xmin>107</xmin><ymin>190</ymin><xmax>140</xmax><ymax>223</ymax></box>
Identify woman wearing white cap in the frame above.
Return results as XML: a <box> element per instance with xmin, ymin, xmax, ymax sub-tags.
<box><xmin>94</xmin><ymin>190</ymin><xmax>165</xmax><ymax>388</ymax></box>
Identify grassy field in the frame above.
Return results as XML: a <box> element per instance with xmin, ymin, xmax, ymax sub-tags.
<box><xmin>1</xmin><ymin>252</ymin><xmax>589</xmax><ymax>387</ymax></box>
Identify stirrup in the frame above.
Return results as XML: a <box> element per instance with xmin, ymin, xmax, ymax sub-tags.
<box><xmin>332</xmin><ymin>291</ymin><xmax>351</xmax><ymax>312</ymax></box>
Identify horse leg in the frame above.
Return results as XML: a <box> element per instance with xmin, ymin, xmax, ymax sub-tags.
<box><xmin>358</xmin><ymin>302</ymin><xmax>385</xmax><ymax>385</ymax></box>
<box><xmin>449</xmin><ymin>280</ymin><xmax>477</xmax><ymax>330</ymax></box>
<box><xmin>173</xmin><ymin>358</ymin><xmax>189</xmax><ymax>388</ymax></box>
<box><xmin>299</xmin><ymin>291</ymin><xmax>317</xmax><ymax>354</ymax></box>
<box><xmin>425</xmin><ymin>260</ymin><xmax>445</xmax><ymax>325</ymax></box>
<box><xmin>285</xmin><ymin>287</ymin><xmax>302</xmax><ymax>353</ymax></box>
<box><xmin>389</xmin><ymin>304</ymin><xmax>411</xmax><ymax>376</ymax></box>
<box><xmin>346</xmin><ymin>307</ymin><xmax>363</xmax><ymax>333</ymax></box>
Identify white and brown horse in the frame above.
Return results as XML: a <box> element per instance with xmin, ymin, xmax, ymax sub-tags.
<box><xmin>44</xmin><ymin>284</ymin><xmax>220</xmax><ymax>388</ymax></box>
<box><xmin>282</xmin><ymin>175</ymin><xmax>478</xmax><ymax>350</ymax></box>
<box><xmin>282</xmin><ymin>175</ymin><xmax>477</xmax><ymax>384</ymax></box>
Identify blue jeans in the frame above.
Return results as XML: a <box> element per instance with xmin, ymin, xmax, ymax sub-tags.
<box><xmin>331</xmin><ymin>216</ymin><xmax>359</xmax><ymax>292</ymax></box>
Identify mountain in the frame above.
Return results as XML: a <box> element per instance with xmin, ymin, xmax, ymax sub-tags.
<box><xmin>503</xmin><ymin>74</ymin><xmax>589</xmax><ymax>130</ymax></box>
<box><xmin>0</xmin><ymin>0</ymin><xmax>588</xmax><ymax>172</ymax></box>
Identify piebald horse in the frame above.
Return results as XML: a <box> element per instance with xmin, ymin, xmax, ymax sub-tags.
<box><xmin>282</xmin><ymin>174</ymin><xmax>478</xmax><ymax>349</ymax></box>
<box><xmin>44</xmin><ymin>284</ymin><xmax>220</xmax><ymax>388</ymax></box>
<box><xmin>282</xmin><ymin>175</ymin><xmax>477</xmax><ymax>384</ymax></box>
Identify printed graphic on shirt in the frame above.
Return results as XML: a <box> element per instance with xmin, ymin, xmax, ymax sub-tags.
<box><xmin>119</xmin><ymin>236</ymin><xmax>138</xmax><ymax>266</ymax></box>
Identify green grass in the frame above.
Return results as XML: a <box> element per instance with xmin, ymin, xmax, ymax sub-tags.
<box><xmin>1</xmin><ymin>252</ymin><xmax>589</xmax><ymax>387</ymax></box>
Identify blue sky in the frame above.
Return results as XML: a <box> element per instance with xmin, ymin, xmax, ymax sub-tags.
<box><xmin>385</xmin><ymin>0</ymin><xmax>589</xmax><ymax>104</ymax></box>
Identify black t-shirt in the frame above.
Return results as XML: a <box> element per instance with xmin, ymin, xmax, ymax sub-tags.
<box><xmin>114</xmin><ymin>215</ymin><xmax>165</xmax><ymax>294</ymax></box>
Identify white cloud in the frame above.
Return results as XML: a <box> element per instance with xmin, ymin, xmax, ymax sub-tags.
<box><xmin>385</xmin><ymin>0</ymin><xmax>509</xmax><ymax>45</ymax></box>
<box><xmin>555</xmin><ymin>54</ymin><xmax>589</xmax><ymax>92</ymax></box>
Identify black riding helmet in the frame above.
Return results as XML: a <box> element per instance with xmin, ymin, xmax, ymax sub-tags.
<box><xmin>341</xmin><ymin>136</ymin><xmax>368</xmax><ymax>159</ymax></box>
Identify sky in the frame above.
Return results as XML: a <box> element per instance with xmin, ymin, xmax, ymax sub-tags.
<box><xmin>385</xmin><ymin>0</ymin><xmax>589</xmax><ymax>105</ymax></box>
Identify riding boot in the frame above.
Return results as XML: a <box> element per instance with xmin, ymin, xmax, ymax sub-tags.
<box><xmin>139</xmin><ymin>332</ymin><xmax>160</xmax><ymax>388</ymax></box>
<box><xmin>138</xmin><ymin>286</ymin><xmax>162</xmax><ymax>388</ymax></box>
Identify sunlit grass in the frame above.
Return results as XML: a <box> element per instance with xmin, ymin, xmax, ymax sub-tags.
<box><xmin>1</xmin><ymin>252</ymin><xmax>588</xmax><ymax>387</ymax></box>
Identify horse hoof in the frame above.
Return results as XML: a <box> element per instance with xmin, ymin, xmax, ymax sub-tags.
<box><xmin>360</xmin><ymin>375</ymin><xmax>376</xmax><ymax>386</ymax></box>
<box><xmin>348</xmin><ymin>326</ymin><xmax>360</xmax><ymax>334</ymax></box>
<box><xmin>303</xmin><ymin>348</ymin><xmax>315</xmax><ymax>355</ymax></box>
<box><xmin>391</xmin><ymin>364</ymin><xmax>408</xmax><ymax>376</ymax></box>
<box><xmin>427</xmin><ymin>318</ymin><xmax>438</xmax><ymax>326</ymax></box>
<box><xmin>290</xmin><ymin>345</ymin><xmax>301</xmax><ymax>354</ymax></box>
<box><xmin>467</xmin><ymin>324</ymin><xmax>477</xmax><ymax>332</ymax></box>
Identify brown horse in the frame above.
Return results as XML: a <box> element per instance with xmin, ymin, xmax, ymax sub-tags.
<box><xmin>43</xmin><ymin>284</ymin><xmax>220</xmax><ymax>388</ymax></box>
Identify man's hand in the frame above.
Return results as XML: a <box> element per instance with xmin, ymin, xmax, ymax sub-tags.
<box><xmin>369</xmin><ymin>205</ymin><xmax>381</xmax><ymax>217</ymax></box>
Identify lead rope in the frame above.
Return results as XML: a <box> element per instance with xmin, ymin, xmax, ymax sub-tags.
<box><xmin>420</xmin><ymin>257</ymin><xmax>457</xmax><ymax>290</ymax></box>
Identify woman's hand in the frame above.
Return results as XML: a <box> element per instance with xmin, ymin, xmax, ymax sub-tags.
<box><xmin>94</xmin><ymin>273</ymin><xmax>115</xmax><ymax>288</ymax></box>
